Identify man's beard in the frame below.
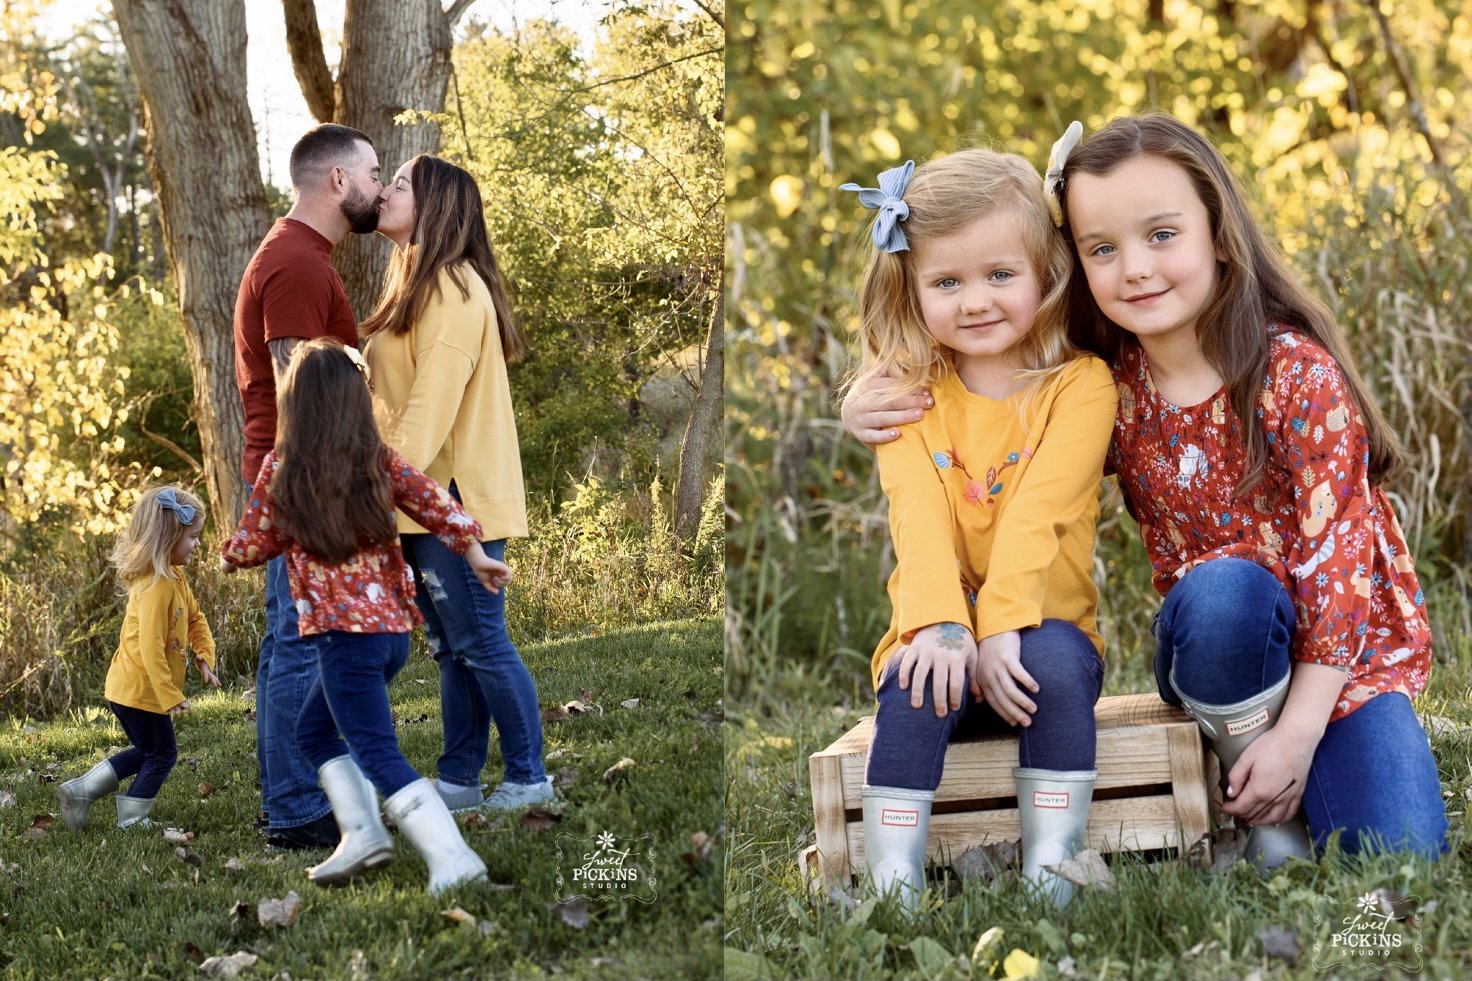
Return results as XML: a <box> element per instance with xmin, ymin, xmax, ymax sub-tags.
<box><xmin>340</xmin><ymin>185</ymin><xmax>379</xmax><ymax>234</ymax></box>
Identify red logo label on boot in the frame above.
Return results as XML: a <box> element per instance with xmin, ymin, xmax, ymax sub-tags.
<box><xmin>1225</xmin><ymin>708</ymin><xmax>1270</xmax><ymax>736</ymax></box>
<box><xmin>1032</xmin><ymin>791</ymin><xmax>1069</xmax><ymax>809</ymax></box>
<box><xmin>880</xmin><ymin>808</ymin><xmax>919</xmax><ymax>827</ymax></box>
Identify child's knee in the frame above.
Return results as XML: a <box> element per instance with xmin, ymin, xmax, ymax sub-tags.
<box><xmin>1020</xmin><ymin>620</ymin><xmax>1102</xmax><ymax>690</ymax></box>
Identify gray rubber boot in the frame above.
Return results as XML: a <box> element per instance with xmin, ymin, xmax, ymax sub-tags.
<box><xmin>308</xmin><ymin>756</ymin><xmax>396</xmax><ymax>887</ymax></box>
<box><xmin>860</xmin><ymin>785</ymin><xmax>934</xmax><ymax>913</ymax></box>
<box><xmin>1171</xmin><ymin>671</ymin><xmax>1315</xmax><ymax>870</ymax></box>
<box><xmin>57</xmin><ymin>760</ymin><xmax>119</xmax><ymax>831</ymax></box>
<box><xmin>115</xmin><ymin>795</ymin><xmax>155</xmax><ymax>829</ymax></box>
<box><xmin>1013</xmin><ymin>768</ymin><xmax>1097</xmax><ymax>908</ymax></box>
<box><xmin>383</xmin><ymin>778</ymin><xmax>488</xmax><ymax>896</ymax></box>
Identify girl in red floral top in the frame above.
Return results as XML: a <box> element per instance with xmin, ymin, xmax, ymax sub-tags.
<box><xmin>222</xmin><ymin>338</ymin><xmax>511</xmax><ymax>896</ymax></box>
<box><xmin>846</xmin><ymin>114</ymin><xmax>1446</xmax><ymax>865</ymax></box>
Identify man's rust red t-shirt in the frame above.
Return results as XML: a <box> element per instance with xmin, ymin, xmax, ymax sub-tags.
<box><xmin>233</xmin><ymin>218</ymin><xmax>358</xmax><ymax>481</ymax></box>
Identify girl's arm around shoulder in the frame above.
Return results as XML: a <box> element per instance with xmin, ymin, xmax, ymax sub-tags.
<box><xmin>383</xmin><ymin>448</ymin><xmax>484</xmax><ymax>554</ymax></box>
<box><xmin>220</xmin><ymin>453</ymin><xmax>290</xmax><ymax>570</ymax></box>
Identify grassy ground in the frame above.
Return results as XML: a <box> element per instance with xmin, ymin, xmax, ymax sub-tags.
<box><xmin>724</xmin><ymin>540</ymin><xmax>1472</xmax><ymax>979</ymax></box>
<box><xmin>0</xmin><ymin>617</ymin><xmax>723</xmax><ymax>981</ymax></box>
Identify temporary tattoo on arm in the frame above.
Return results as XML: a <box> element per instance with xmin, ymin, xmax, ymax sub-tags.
<box><xmin>936</xmin><ymin>622</ymin><xmax>969</xmax><ymax>651</ymax></box>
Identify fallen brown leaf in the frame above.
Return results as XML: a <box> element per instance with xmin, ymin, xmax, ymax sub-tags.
<box><xmin>199</xmin><ymin>951</ymin><xmax>257</xmax><ymax>978</ymax></box>
<box><xmin>578</xmin><ymin>687</ymin><xmax>595</xmax><ymax>702</ymax></box>
<box><xmin>258</xmin><ymin>890</ymin><xmax>301</xmax><ymax>928</ymax></box>
<box><xmin>564</xmin><ymin>699</ymin><xmax>599</xmax><ymax>716</ymax></box>
<box><xmin>952</xmin><ymin>840</ymin><xmax>1017</xmax><ymax>883</ymax></box>
<box><xmin>550</xmin><ymin>896</ymin><xmax>590</xmax><ymax>929</ymax></box>
<box><xmin>1050</xmin><ymin>849</ymin><xmax>1114</xmax><ymax>891</ymax></box>
<box><xmin>602</xmin><ymin>757</ymin><xmax>636</xmax><ymax>782</ymax></box>
<box><xmin>681</xmin><ymin>830</ymin><xmax>713</xmax><ymax>865</ymax></box>
<box><xmin>164</xmin><ymin>828</ymin><xmax>195</xmax><ymax>845</ymax></box>
<box><xmin>620</xmin><ymin>698</ymin><xmax>641</xmax><ymax>709</ymax></box>
<box><xmin>519</xmin><ymin>807</ymin><xmax>561</xmax><ymax>832</ymax></box>
<box><xmin>541</xmin><ymin>705</ymin><xmax>570</xmax><ymax>724</ymax></box>
<box><xmin>198</xmin><ymin>782</ymin><xmax>216</xmax><ymax>798</ymax></box>
<box><xmin>0</xmin><ymin>790</ymin><xmax>15</xmax><ymax>808</ymax></box>
<box><xmin>176</xmin><ymin>846</ymin><xmax>205</xmax><ymax>868</ymax></box>
<box><xmin>441</xmin><ymin>907</ymin><xmax>478</xmax><ymax>927</ymax></box>
<box><xmin>224</xmin><ymin>858</ymin><xmax>245</xmax><ymax>873</ymax></box>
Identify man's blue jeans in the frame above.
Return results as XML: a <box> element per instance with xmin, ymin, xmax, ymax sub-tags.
<box><xmin>295</xmin><ymin>631</ymin><xmax>421</xmax><ymax>798</ymax></box>
<box><xmin>1153</xmin><ymin>557</ymin><xmax>1447</xmax><ymax>859</ymax></box>
<box><xmin>256</xmin><ymin>555</ymin><xmax>332</xmax><ymax>829</ymax></box>
<box><xmin>401</xmin><ymin>535</ymin><xmax>547</xmax><ymax>787</ymax></box>
<box><xmin>865</xmin><ymin>619</ymin><xmax>1104</xmax><ymax>791</ymax></box>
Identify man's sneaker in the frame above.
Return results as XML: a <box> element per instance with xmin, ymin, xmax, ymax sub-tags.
<box><xmin>265</xmin><ymin>813</ymin><xmax>341</xmax><ymax>850</ymax></box>
<box><xmin>481</xmin><ymin>776</ymin><xmax>555</xmax><ymax>812</ymax></box>
<box><xmin>434</xmin><ymin>781</ymin><xmax>485</xmax><ymax>814</ymax></box>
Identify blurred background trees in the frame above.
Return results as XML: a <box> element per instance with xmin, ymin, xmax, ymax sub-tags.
<box><xmin>726</xmin><ymin>0</ymin><xmax>1472</xmax><ymax>710</ymax></box>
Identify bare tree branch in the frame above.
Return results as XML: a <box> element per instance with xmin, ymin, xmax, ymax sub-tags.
<box><xmin>282</xmin><ymin>0</ymin><xmax>336</xmax><ymax>122</ymax></box>
<box><xmin>565</xmin><ymin>46</ymin><xmax>722</xmax><ymax>95</ymax></box>
<box><xmin>445</xmin><ymin>0</ymin><xmax>477</xmax><ymax>28</ymax></box>
<box><xmin>690</xmin><ymin>0</ymin><xmax>724</xmax><ymax>30</ymax></box>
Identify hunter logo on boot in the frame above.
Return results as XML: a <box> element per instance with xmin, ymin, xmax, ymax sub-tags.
<box><xmin>880</xmin><ymin>808</ymin><xmax>919</xmax><ymax>827</ymax></box>
<box><xmin>1032</xmin><ymin>791</ymin><xmax>1070</xmax><ymax>809</ymax></box>
<box><xmin>1226</xmin><ymin>708</ymin><xmax>1270</xmax><ymax>736</ymax></box>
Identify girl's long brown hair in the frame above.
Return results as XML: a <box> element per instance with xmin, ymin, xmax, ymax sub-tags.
<box><xmin>270</xmin><ymin>338</ymin><xmax>397</xmax><ymax>562</ymax></box>
<box><xmin>1058</xmin><ymin>113</ymin><xmax>1401</xmax><ymax>492</ymax></box>
<box><xmin>359</xmin><ymin>154</ymin><xmax>524</xmax><ymax>362</ymax></box>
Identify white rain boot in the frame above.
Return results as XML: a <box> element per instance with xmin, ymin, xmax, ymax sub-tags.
<box><xmin>860</xmin><ymin>785</ymin><xmax>934</xmax><ymax>913</ymax></box>
<box><xmin>383</xmin><ymin>778</ymin><xmax>488</xmax><ymax>896</ymax></box>
<box><xmin>308</xmin><ymin>756</ymin><xmax>396</xmax><ymax>887</ymax></box>
<box><xmin>1013</xmin><ymin>768</ymin><xmax>1096</xmax><ymax>908</ymax></box>
<box><xmin>1171</xmin><ymin>671</ymin><xmax>1314</xmax><ymax>870</ymax></box>
<box><xmin>115</xmin><ymin>795</ymin><xmax>155</xmax><ymax>829</ymax></box>
<box><xmin>57</xmin><ymin>760</ymin><xmax>119</xmax><ymax>831</ymax></box>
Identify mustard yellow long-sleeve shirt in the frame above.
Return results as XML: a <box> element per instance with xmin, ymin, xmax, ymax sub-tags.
<box><xmin>103</xmin><ymin>572</ymin><xmax>216</xmax><ymax>713</ymax></box>
<box><xmin>870</xmin><ymin>356</ymin><xmax>1117</xmax><ymax>689</ymax></box>
<box><xmin>366</xmin><ymin>264</ymin><xmax>528</xmax><ymax>540</ymax></box>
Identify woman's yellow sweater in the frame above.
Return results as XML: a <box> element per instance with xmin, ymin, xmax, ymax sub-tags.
<box><xmin>104</xmin><ymin>572</ymin><xmax>215</xmax><ymax>713</ymax></box>
<box><xmin>870</xmin><ymin>356</ymin><xmax>1117</xmax><ymax>689</ymax></box>
<box><xmin>366</xmin><ymin>264</ymin><xmax>528</xmax><ymax>540</ymax></box>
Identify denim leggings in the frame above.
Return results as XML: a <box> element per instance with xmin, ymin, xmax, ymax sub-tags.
<box><xmin>865</xmin><ymin>619</ymin><xmax>1104</xmax><ymax>791</ymax></box>
<box><xmin>106</xmin><ymin>702</ymin><xmax>177</xmax><ymax>800</ymax></box>
<box><xmin>1154</xmin><ymin>557</ymin><xmax>1447</xmax><ymax>859</ymax></box>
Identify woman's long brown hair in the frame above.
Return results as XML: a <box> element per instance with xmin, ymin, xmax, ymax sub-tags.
<box><xmin>1058</xmin><ymin>113</ymin><xmax>1402</xmax><ymax>493</ymax></box>
<box><xmin>270</xmin><ymin>338</ymin><xmax>397</xmax><ymax>562</ymax></box>
<box><xmin>359</xmin><ymin>154</ymin><xmax>524</xmax><ymax>362</ymax></box>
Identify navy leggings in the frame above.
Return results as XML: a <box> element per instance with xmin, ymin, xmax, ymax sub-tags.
<box><xmin>106</xmin><ymin>701</ymin><xmax>178</xmax><ymax>800</ymax></box>
<box><xmin>865</xmin><ymin>619</ymin><xmax>1104</xmax><ymax>791</ymax></box>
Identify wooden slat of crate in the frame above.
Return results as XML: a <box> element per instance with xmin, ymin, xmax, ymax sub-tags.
<box><xmin>808</xmin><ymin>693</ymin><xmax>1213</xmax><ymax>886</ymax></box>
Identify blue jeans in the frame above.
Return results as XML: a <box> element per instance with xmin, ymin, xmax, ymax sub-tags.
<box><xmin>401</xmin><ymin>535</ymin><xmax>546</xmax><ymax>787</ymax></box>
<box><xmin>256</xmin><ymin>555</ymin><xmax>332</xmax><ymax>828</ymax></box>
<box><xmin>106</xmin><ymin>702</ymin><xmax>177</xmax><ymax>799</ymax></box>
<box><xmin>295</xmin><ymin>631</ymin><xmax>421</xmax><ymax>798</ymax></box>
<box><xmin>865</xmin><ymin>619</ymin><xmax>1104</xmax><ymax>791</ymax></box>
<box><xmin>1153</xmin><ymin>557</ymin><xmax>1447</xmax><ymax>858</ymax></box>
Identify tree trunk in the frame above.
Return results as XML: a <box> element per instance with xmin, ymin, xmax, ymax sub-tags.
<box><xmin>112</xmin><ymin>0</ymin><xmax>268</xmax><ymax>523</ymax></box>
<box><xmin>331</xmin><ymin>0</ymin><xmax>455</xmax><ymax>320</ymax></box>
<box><xmin>674</xmin><ymin>280</ymin><xmax>724</xmax><ymax>547</ymax></box>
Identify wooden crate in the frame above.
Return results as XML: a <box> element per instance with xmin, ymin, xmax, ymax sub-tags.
<box><xmin>807</xmin><ymin>693</ymin><xmax>1215</xmax><ymax>886</ymax></box>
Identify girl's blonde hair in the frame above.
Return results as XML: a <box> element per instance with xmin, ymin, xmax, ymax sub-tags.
<box><xmin>1059</xmin><ymin>113</ymin><xmax>1402</xmax><ymax>492</ymax></box>
<box><xmin>853</xmin><ymin>148</ymin><xmax>1077</xmax><ymax>397</ymax></box>
<box><xmin>111</xmin><ymin>485</ymin><xmax>205</xmax><ymax>589</ymax></box>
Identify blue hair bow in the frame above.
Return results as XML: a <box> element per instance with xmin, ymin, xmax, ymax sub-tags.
<box><xmin>157</xmin><ymin>488</ymin><xmax>198</xmax><ymax>526</ymax></box>
<box><xmin>840</xmin><ymin>160</ymin><xmax>915</xmax><ymax>253</ymax></box>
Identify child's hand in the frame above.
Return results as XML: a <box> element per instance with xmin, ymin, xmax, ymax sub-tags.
<box><xmin>973</xmin><ymin>630</ymin><xmax>1038</xmax><ymax>727</ymax></box>
<box><xmin>465</xmin><ymin>542</ymin><xmax>512</xmax><ymax>594</ymax></box>
<box><xmin>1221</xmin><ymin>727</ymin><xmax>1312</xmax><ymax>826</ymax></box>
<box><xmin>219</xmin><ymin>557</ymin><xmax>236</xmax><ymax>574</ymax></box>
<box><xmin>168</xmin><ymin>699</ymin><xmax>192</xmax><ymax>718</ymax></box>
<box><xmin>895</xmin><ymin>622</ymin><xmax>973</xmax><ymax>718</ymax></box>
<box><xmin>196</xmin><ymin>657</ymin><xmax>222</xmax><ymax>689</ymax></box>
<box><xmin>841</xmin><ymin>369</ymin><xmax>933</xmax><ymax>446</ymax></box>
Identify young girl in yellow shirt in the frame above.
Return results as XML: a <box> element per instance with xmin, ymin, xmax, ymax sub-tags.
<box><xmin>841</xmin><ymin>147</ymin><xmax>1116</xmax><ymax>910</ymax></box>
<box><xmin>57</xmin><ymin>486</ymin><xmax>220</xmax><ymax>830</ymax></box>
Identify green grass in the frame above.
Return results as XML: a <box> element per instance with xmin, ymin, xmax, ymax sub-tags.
<box><xmin>0</xmin><ymin>617</ymin><xmax>723</xmax><ymax>980</ymax></box>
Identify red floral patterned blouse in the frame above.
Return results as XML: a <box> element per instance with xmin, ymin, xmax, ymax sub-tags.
<box><xmin>221</xmin><ymin>448</ymin><xmax>483</xmax><ymax>635</ymax></box>
<box><xmin>1107</xmin><ymin>327</ymin><xmax>1430</xmax><ymax>721</ymax></box>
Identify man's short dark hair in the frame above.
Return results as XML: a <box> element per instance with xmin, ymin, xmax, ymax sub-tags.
<box><xmin>289</xmin><ymin>124</ymin><xmax>374</xmax><ymax>189</ymax></box>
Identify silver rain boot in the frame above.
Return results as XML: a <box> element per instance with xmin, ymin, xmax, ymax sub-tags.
<box><xmin>1013</xmin><ymin>768</ymin><xmax>1096</xmax><ymax>908</ymax></box>
<box><xmin>1171</xmin><ymin>671</ymin><xmax>1314</xmax><ymax>870</ymax></box>
<box><xmin>57</xmin><ymin>760</ymin><xmax>119</xmax><ymax>831</ymax></box>
<box><xmin>309</xmin><ymin>756</ymin><xmax>396</xmax><ymax>887</ymax></box>
<box><xmin>860</xmin><ymin>785</ymin><xmax>934</xmax><ymax>913</ymax></box>
<box><xmin>115</xmin><ymin>795</ymin><xmax>155</xmax><ymax>829</ymax></box>
<box><xmin>383</xmin><ymin>778</ymin><xmax>488</xmax><ymax>896</ymax></box>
